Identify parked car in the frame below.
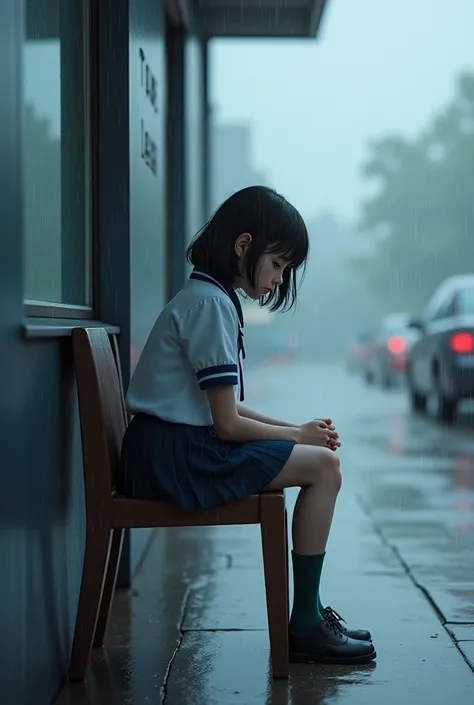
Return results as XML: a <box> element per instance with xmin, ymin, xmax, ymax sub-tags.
<box><xmin>363</xmin><ymin>313</ymin><xmax>421</xmax><ymax>388</ymax></box>
<box><xmin>407</xmin><ymin>274</ymin><xmax>474</xmax><ymax>423</ymax></box>
<box><xmin>347</xmin><ymin>332</ymin><xmax>374</xmax><ymax>373</ymax></box>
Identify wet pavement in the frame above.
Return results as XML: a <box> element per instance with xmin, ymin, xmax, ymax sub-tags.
<box><xmin>55</xmin><ymin>362</ymin><xmax>474</xmax><ymax>705</ymax></box>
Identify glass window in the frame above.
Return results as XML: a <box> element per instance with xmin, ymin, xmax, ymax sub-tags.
<box><xmin>458</xmin><ymin>287</ymin><xmax>474</xmax><ymax>314</ymax></box>
<box><xmin>430</xmin><ymin>296</ymin><xmax>453</xmax><ymax>321</ymax></box>
<box><xmin>23</xmin><ymin>0</ymin><xmax>92</xmax><ymax>309</ymax></box>
<box><xmin>424</xmin><ymin>288</ymin><xmax>450</xmax><ymax>322</ymax></box>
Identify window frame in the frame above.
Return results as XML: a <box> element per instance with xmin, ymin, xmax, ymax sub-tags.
<box><xmin>23</xmin><ymin>0</ymin><xmax>100</xmax><ymax>321</ymax></box>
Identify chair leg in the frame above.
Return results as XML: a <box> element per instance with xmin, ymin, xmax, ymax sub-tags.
<box><xmin>93</xmin><ymin>528</ymin><xmax>124</xmax><ymax>647</ymax></box>
<box><xmin>260</xmin><ymin>493</ymin><xmax>289</xmax><ymax>679</ymax></box>
<box><xmin>68</xmin><ymin>528</ymin><xmax>111</xmax><ymax>680</ymax></box>
<box><xmin>285</xmin><ymin>508</ymin><xmax>289</xmax><ymax>611</ymax></box>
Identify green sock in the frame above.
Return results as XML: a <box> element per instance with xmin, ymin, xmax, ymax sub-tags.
<box><xmin>317</xmin><ymin>594</ymin><xmax>325</xmax><ymax>614</ymax></box>
<box><xmin>289</xmin><ymin>550</ymin><xmax>326</xmax><ymax>636</ymax></box>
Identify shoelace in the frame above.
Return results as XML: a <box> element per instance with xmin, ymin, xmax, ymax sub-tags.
<box><xmin>322</xmin><ymin>606</ymin><xmax>347</xmax><ymax>633</ymax></box>
<box><xmin>322</xmin><ymin>615</ymin><xmax>344</xmax><ymax>638</ymax></box>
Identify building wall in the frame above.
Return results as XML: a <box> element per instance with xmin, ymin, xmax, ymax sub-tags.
<box><xmin>0</xmin><ymin>1</ymin><xmax>208</xmax><ymax>703</ymax></box>
<box><xmin>1</xmin><ymin>3</ymin><xmax>87</xmax><ymax>703</ymax></box>
<box><xmin>166</xmin><ymin>29</ymin><xmax>209</xmax><ymax>297</ymax></box>
<box><xmin>185</xmin><ymin>37</ymin><xmax>206</xmax><ymax>243</ymax></box>
<box><xmin>129</xmin><ymin>0</ymin><xmax>168</xmax><ymax>579</ymax></box>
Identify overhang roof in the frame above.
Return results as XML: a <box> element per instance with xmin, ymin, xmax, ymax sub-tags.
<box><xmin>28</xmin><ymin>0</ymin><xmax>329</xmax><ymax>41</ymax></box>
<box><xmin>168</xmin><ymin>0</ymin><xmax>329</xmax><ymax>38</ymax></box>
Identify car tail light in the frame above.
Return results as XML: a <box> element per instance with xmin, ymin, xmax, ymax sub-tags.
<box><xmin>450</xmin><ymin>332</ymin><xmax>474</xmax><ymax>354</ymax></box>
<box><xmin>387</xmin><ymin>335</ymin><xmax>406</xmax><ymax>354</ymax></box>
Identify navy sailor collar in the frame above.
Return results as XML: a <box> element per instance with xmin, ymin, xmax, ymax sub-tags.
<box><xmin>189</xmin><ymin>269</ymin><xmax>244</xmax><ymax>329</ymax></box>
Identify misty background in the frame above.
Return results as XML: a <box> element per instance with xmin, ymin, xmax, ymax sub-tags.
<box><xmin>209</xmin><ymin>0</ymin><xmax>474</xmax><ymax>363</ymax></box>
<box><xmin>23</xmin><ymin>0</ymin><xmax>474</xmax><ymax>361</ymax></box>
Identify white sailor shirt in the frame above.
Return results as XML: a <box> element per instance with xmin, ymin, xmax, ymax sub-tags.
<box><xmin>125</xmin><ymin>270</ymin><xmax>245</xmax><ymax>427</ymax></box>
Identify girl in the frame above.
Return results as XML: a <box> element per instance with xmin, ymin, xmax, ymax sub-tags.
<box><xmin>119</xmin><ymin>186</ymin><xmax>376</xmax><ymax>665</ymax></box>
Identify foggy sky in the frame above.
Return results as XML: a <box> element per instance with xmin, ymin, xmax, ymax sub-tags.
<box><xmin>210</xmin><ymin>0</ymin><xmax>474</xmax><ymax>222</ymax></box>
<box><xmin>24</xmin><ymin>0</ymin><xmax>474</xmax><ymax>226</ymax></box>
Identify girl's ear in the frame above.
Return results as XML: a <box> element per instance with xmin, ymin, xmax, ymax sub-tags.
<box><xmin>234</xmin><ymin>232</ymin><xmax>252</xmax><ymax>258</ymax></box>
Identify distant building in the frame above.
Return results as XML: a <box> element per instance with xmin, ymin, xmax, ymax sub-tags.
<box><xmin>211</xmin><ymin>122</ymin><xmax>267</xmax><ymax>211</ymax></box>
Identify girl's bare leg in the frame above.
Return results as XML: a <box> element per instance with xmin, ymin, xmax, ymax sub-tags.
<box><xmin>262</xmin><ymin>445</ymin><xmax>376</xmax><ymax>664</ymax></box>
<box><xmin>263</xmin><ymin>445</ymin><xmax>342</xmax><ymax>553</ymax></box>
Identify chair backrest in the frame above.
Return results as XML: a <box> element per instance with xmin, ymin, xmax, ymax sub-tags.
<box><xmin>72</xmin><ymin>327</ymin><xmax>127</xmax><ymax>512</ymax></box>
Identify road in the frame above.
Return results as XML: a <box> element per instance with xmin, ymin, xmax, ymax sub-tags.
<box><xmin>249</xmin><ymin>360</ymin><xmax>474</xmax><ymax>639</ymax></box>
<box><xmin>56</xmin><ymin>360</ymin><xmax>474</xmax><ymax>705</ymax></box>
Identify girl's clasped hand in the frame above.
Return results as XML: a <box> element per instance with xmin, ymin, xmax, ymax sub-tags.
<box><xmin>296</xmin><ymin>417</ymin><xmax>341</xmax><ymax>451</ymax></box>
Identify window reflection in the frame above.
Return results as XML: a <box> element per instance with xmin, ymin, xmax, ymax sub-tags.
<box><xmin>23</xmin><ymin>0</ymin><xmax>91</xmax><ymax>307</ymax></box>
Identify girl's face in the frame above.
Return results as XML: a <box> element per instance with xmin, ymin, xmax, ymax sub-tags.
<box><xmin>234</xmin><ymin>233</ymin><xmax>291</xmax><ymax>299</ymax></box>
<box><xmin>250</xmin><ymin>252</ymin><xmax>289</xmax><ymax>299</ymax></box>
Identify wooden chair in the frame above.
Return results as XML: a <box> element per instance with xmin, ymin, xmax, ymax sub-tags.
<box><xmin>68</xmin><ymin>327</ymin><xmax>289</xmax><ymax>681</ymax></box>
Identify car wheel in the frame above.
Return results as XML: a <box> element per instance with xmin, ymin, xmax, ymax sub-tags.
<box><xmin>408</xmin><ymin>376</ymin><xmax>426</xmax><ymax>413</ymax></box>
<box><xmin>434</xmin><ymin>386</ymin><xmax>457</xmax><ymax>424</ymax></box>
<box><xmin>429</xmin><ymin>367</ymin><xmax>457</xmax><ymax>424</ymax></box>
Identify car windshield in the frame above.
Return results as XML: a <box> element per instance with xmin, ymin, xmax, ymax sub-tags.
<box><xmin>458</xmin><ymin>287</ymin><xmax>474</xmax><ymax>314</ymax></box>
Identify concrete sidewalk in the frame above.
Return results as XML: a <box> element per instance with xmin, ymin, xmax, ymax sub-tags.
<box><xmin>55</xmin><ymin>363</ymin><xmax>474</xmax><ymax>704</ymax></box>
<box><xmin>56</xmin><ymin>483</ymin><xmax>474</xmax><ymax>705</ymax></box>
<box><xmin>163</xmin><ymin>485</ymin><xmax>474</xmax><ymax>704</ymax></box>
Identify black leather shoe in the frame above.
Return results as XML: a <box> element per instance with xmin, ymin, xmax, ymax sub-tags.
<box><xmin>289</xmin><ymin>618</ymin><xmax>376</xmax><ymax>665</ymax></box>
<box><xmin>322</xmin><ymin>606</ymin><xmax>372</xmax><ymax>641</ymax></box>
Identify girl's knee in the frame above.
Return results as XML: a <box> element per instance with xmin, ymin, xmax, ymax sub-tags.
<box><xmin>330</xmin><ymin>453</ymin><xmax>342</xmax><ymax>492</ymax></box>
<box><xmin>310</xmin><ymin>448</ymin><xmax>342</xmax><ymax>492</ymax></box>
<box><xmin>324</xmin><ymin>450</ymin><xmax>342</xmax><ymax>492</ymax></box>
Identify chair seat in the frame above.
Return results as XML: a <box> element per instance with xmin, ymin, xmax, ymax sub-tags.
<box><xmin>111</xmin><ymin>491</ymin><xmax>284</xmax><ymax>529</ymax></box>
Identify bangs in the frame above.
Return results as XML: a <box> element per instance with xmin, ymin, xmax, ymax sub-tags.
<box><xmin>265</xmin><ymin>212</ymin><xmax>309</xmax><ymax>270</ymax></box>
<box><xmin>260</xmin><ymin>215</ymin><xmax>310</xmax><ymax>313</ymax></box>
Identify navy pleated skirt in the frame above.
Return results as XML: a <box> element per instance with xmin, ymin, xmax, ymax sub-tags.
<box><xmin>118</xmin><ymin>413</ymin><xmax>295</xmax><ymax>509</ymax></box>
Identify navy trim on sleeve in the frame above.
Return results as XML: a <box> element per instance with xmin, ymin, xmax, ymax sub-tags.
<box><xmin>196</xmin><ymin>364</ymin><xmax>239</xmax><ymax>390</ymax></box>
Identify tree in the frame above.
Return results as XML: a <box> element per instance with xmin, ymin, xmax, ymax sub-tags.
<box><xmin>353</xmin><ymin>72</ymin><xmax>474</xmax><ymax>312</ymax></box>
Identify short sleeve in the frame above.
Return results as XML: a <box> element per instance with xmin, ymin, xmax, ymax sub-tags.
<box><xmin>179</xmin><ymin>296</ymin><xmax>240</xmax><ymax>390</ymax></box>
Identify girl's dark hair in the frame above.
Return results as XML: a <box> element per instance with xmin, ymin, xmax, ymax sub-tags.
<box><xmin>186</xmin><ymin>186</ymin><xmax>309</xmax><ymax>312</ymax></box>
